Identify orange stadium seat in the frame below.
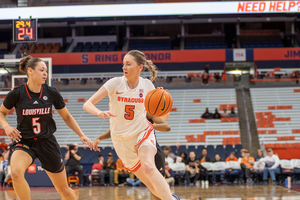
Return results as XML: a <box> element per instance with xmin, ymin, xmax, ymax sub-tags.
<box><xmin>292</xmin><ymin>129</ymin><xmax>300</xmax><ymax>133</ymax></box>
<box><xmin>0</xmin><ymin>129</ymin><xmax>5</xmax><ymax>136</ymax></box>
<box><xmin>258</xmin><ymin>130</ymin><xmax>267</xmax><ymax>134</ymax></box>
<box><xmin>294</xmin><ymin>89</ymin><xmax>300</xmax><ymax>92</ymax></box>
<box><xmin>193</xmin><ymin>99</ymin><xmax>201</xmax><ymax>103</ymax></box>
<box><xmin>197</xmin><ymin>134</ymin><xmax>206</xmax><ymax>142</ymax></box>
<box><xmin>78</xmin><ymin>98</ymin><xmax>85</xmax><ymax>102</ymax></box>
<box><xmin>268</xmin><ymin>106</ymin><xmax>276</xmax><ymax>110</ymax></box>
<box><xmin>268</xmin><ymin>130</ymin><xmax>277</xmax><ymax>134</ymax></box>
<box><xmin>294</xmin><ymin>143</ymin><xmax>300</xmax><ymax>148</ymax></box>
<box><xmin>52</xmin><ymin>110</ymin><xmax>54</xmax><ymax>114</ymax></box>
<box><xmin>187</xmin><ymin>73</ymin><xmax>195</xmax><ymax>78</ymax></box>
<box><xmin>275</xmin><ymin>143</ymin><xmax>284</xmax><ymax>148</ymax></box>
<box><xmin>185</xmin><ymin>135</ymin><xmax>196</xmax><ymax>142</ymax></box>
<box><xmin>195</xmin><ymin>72</ymin><xmax>202</xmax><ymax>77</ymax></box>
<box><xmin>285</xmin><ymin>143</ymin><xmax>293</xmax><ymax>148</ymax></box>
<box><xmin>274</xmin><ymin>67</ymin><xmax>281</xmax><ymax>72</ymax></box>
<box><xmin>189</xmin><ymin>119</ymin><xmax>205</xmax><ymax>123</ymax></box>
<box><xmin>265</xmin><ymin>144</ymin><xmax>275</xmax><ymax>148</ymax></box>
<box><xmin>170</xmin><ymin>108</ymin><xmax>177</xmax><ymax>112</ymax></box>
<box><xmin>63</xmin><ymin>99</ymin><xmax>69</xmax><ymax>103</ymax></box>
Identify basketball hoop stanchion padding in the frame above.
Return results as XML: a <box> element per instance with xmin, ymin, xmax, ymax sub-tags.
<box><xmin>0</xmin><ymin>58</ymin><xmax>52</xmax><ymax>95</ymax></box>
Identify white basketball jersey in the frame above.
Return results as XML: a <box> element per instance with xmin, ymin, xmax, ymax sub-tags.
<box><xmin>104</xmin><ymin>76</ymin><xmax>155</xmax><ymax>141</ymax></box>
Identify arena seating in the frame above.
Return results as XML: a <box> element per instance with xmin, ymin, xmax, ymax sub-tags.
<box><xmin>0</xmin><ymin>87</ymin><xmax>241</xmax><ymax>165</ymax></box>
<box><xmin>30</xmin><ymin>43</ymin><xmax>62</xmax><ymax>53</ymax></box>
<box><xmin>185</xmin><ymin>37</ymin><xmax>227</xmax><ymax>49</ymax></box>
<box><xmin>129</xmin><ymin>38</ymin><xmax>171</xmax><ymax>51</ymax></box>
<box><xmin>250</xmin><ymin>87</ymin><xmax>300</xmax><ymax>147</ymax></box>
<box><xmin>73</xmin><ymin>41</ymin><xmax>116</xmax><ymax>52</ymax></box>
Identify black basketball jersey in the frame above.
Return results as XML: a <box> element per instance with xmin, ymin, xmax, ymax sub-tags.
<box><xmin>3</xmin><ymin>84</ymin><xmax>65</xmax><ymax>140</ymax></box>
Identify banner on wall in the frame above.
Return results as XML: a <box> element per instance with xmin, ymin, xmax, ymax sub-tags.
<box><xmin>1</xmin><ymin>1</ymin><xmax>300</xmax><ymax>20</ymax></box>
<box><xmin>32</xmin><ymin>50</ymin><xmax>226</xmax><ymax>65</ymax></box>
<box><xmin>254</xmin><ymin>48</ymin><xmax>300</xmax><ymax>61</ymax></box>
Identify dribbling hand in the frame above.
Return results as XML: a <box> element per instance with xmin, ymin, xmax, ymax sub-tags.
<box><xmin>157</xmin><ymin>87</ymin><xmax>168</xmax><ymax>92</ymax></box>
<box><xmin>80</xmin><ymin>135</ymin><xmax>93</xmax><ymax>150</ymax></box>
<box><xmin>97</xmin><ymin>111</ymin><xmax>116</xmax><ymax>121</ymax></box>
<box><xmin>93</xmin><ymin>138</ymin><xmax>101</xmax><ymax>152</ymax></box>
<box><xmin>5</xmin><ymin>126</ymin><xmax>21</xmax><ymax>143</ymax></box>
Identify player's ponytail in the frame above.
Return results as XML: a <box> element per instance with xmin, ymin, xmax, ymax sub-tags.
<box><xmin>19</xmin><ymin>55</ymin><xmax>43</xmax><ymax>75</ymax></box>
<box><xmin>126</xmin><ymin>50</ymin><xmax>158</xmax><ymax>82</ymax></box>
<box><xmin>145</xmin><ymin>60</ymin><xmax>158</xmax><ymax>82</ymax></box>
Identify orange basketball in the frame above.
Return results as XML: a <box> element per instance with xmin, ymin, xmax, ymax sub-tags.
<box><xmin>144</xmin><ymin>89</ymin><xmax>173</xmax><ymax>117</ymax></box>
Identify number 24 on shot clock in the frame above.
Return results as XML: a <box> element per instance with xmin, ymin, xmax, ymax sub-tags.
<box><xmin>13</xmin><ymin>19</ymin><xmax>37</xmax><ymax>43</ymax></box>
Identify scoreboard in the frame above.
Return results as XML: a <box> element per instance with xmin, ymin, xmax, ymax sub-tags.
<box><xmin>13</xmin><ymin>19</ymin><xmax>37</xmax><ymax>43</ymax></box>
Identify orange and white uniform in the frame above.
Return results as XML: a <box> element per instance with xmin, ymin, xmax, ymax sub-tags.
<box><xmin>104</xmin><ymin>76</ymin><xmax>156</xmax><ymax>172</ymax></box>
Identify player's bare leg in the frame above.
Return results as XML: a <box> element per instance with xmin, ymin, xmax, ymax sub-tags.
<box><xmin>46</xmin><ymin>169</ymin><xmax>77</xmax><ymax>200</ymax></box>
<box><xmin>136</xmin><ymin>145</ymin><xmax>173</xmax><ymax>200</ymax></box>
<box><xmin>10</xmin><ymin>150</ymin><xmax>33</xmax><ymax>200</ymax></box>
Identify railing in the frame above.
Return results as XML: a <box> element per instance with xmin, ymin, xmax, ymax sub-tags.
<box><xmin>250</xmin><ymin>77</ymin><xmax>300</xmax><ymax>87</ymax></box>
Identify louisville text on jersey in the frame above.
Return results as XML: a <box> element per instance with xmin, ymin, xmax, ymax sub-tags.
<box><xmin>117</xmin><ymin>96</ymin><xmax>144</xmax><ymax>103</ymax></box>
<box><xmin>22</xmin><ymin>107</ymin><xmax>51</xmax><ymax>116</ymax></box>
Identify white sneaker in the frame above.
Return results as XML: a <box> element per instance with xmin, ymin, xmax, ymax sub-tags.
<box><xmin>205</xmin><ymin>180</ymin><xmax>209</xmax><ymax>187</ymax></box>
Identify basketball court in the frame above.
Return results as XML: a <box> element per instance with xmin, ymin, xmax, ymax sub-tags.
<box><xmin>1</xmin><ymin>185</ymin><xmax>300</xmax><ymax>200</ymax></box>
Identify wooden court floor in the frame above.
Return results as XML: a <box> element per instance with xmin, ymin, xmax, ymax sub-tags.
<box><xmin>0</xmin><ymin>185</ymin><xmax>300</xmax><ymax>200</ymax></box>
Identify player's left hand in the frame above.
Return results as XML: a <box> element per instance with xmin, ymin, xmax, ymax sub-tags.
<box><xmin>80</xmin><ymin>135</ymin><xmax>93</xmax><ymax>150</ymax></box>
<box><xmin>156</xmin><ymin>87</ymin><xmax>168</xmax><ymax>92</ymax></box>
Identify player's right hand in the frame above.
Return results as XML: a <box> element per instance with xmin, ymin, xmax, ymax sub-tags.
<box><xmin>97</xmin><ymin>110</ymin><xmax>116</xmax><ymax>121</ymax></box>
<box><xmin>4</xmin><ymin>126</ymin><xmax>21</xmax><ymax>143</ymax></box>
<box><xmin>93</xmin><ymin>138</ymin><xmax>101</xmax><ymax>152</ymax></box>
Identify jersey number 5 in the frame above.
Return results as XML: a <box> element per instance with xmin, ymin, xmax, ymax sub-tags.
<box><xmin>124</xmin><ymin>105</ymin><xmax>135</xmax><ymax>120</ymax></box>
<box><xmin>32</xmin><ymin>117</ymin><xmax>41</xmax><ymax>134</ymax></box>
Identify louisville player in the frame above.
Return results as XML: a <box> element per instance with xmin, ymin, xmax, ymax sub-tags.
<box><xmin>83</xmin><ymin>50</ymin><xmax>180</xmax><ymax>200</ymax></box>
<box><xmin>0</xmin><ymin>55</ymin><xmax>93</xmax><ymax>200</ymax></box>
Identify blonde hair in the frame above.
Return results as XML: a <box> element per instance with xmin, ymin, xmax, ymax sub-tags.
<box><xmin>126</xmin><ymin>50</ymin><xmax>158</xmax><ymax>82</ymax></box>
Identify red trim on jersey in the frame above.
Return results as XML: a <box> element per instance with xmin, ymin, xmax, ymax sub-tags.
<box><xmin>24</xmin><ymin>84</ymin><xmax>43</xmax><ymax>99</ymax></box>
<box><xmin>39</xmin><ymin>85</ymin><xmax>43</xmax><ymax>99</ymax></box>
<box><xmin>25</xmin><ymin>84</ymin><xmax>32</xmax><ymax>99</ymax></box>
<box><xmin>124</xmin><ymin>160</ymin><xmax>141</xmax><ymax>172</ymax></box>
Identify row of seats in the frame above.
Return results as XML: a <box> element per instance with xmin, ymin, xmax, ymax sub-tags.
<box><xmin>73</xmin><ymin>41</ymin><xmax>116</xmax><ymax>52</ymax></box>
<box><xmin>242</xmin><ymin>42</ymin><xmax>284</xmax><ymax>48</ymax></box>
<box><xmin>129</xmin><ymin>39</ymin><xmax>172</xmax><ymax>51</ymax></box>
<box><xmin>30</xmin><ymin>43</ymin><xmax>61</xmax><ymax>53</ymax></box>
<box><xmin>185</xmin><ymin>43</ymin><xmax>227</xmax><ymax>49</ymax></box>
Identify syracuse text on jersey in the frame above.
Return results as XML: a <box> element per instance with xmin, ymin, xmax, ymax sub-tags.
<box><xmin>117</xmin><ymin>96</ymin><xmax>144</xmax><ymax>103</ymax></box>
<box><xmin>22</xmin><ymin>107</ymin><xmax>51</xmax><ymax>116</ymax></box>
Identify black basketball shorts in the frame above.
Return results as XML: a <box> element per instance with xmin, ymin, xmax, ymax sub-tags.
<box><xmin>155</xmin><ymin>142</ymin><xmax>165</xmax><ymax>177</ymax></box>
<box><xmin>13</xmin><ymin>135</ymin><xmax>64</xmax><ymax>173</ymax></box>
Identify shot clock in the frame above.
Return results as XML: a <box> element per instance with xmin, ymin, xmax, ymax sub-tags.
<box><xmin>13</xmin><ymin>18</ymin><xmax>37</xmax><ymax>43</ymax></box>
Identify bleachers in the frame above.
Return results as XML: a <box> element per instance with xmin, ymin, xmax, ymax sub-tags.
<box><xmin>250</xmin><ymin>87</ymin><xmax>300</xmax><ymax>146</ymax></box>
<box><xmin>0</xmin><ymin>88</ymin><xmax>238</xmax><ymax>146</ymax></box>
